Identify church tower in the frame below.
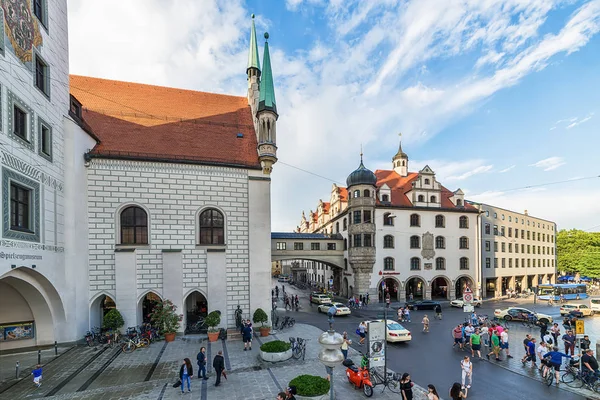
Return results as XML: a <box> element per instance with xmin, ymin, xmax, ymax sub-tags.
<box><xmin>256</xmin><ymin>32</ymin><xmax>278</xmax><ymax>175</ymax></box>
<box><xmin>392</xmin><ymin>134</ymin><xmax>409</xmax><ymax>177</ymax></box>
<box><xmin>247</xmin><ymin>14</ymin><xmax>261</xmax><ymax>120</ymax></box>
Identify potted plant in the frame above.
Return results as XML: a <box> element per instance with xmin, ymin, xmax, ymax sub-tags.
<box><xmin>205</xmin><ymin>311</ymin><xmax>221</xmax><ymax>342</ymax></box>
<box><xmin>259</xmin><ymin>340</ymin><xmax>292</xmax><ymax>362</ymax></box>
<box><xmin>149</xmin><ymin>299</ymin><xmax>183</xmax><ymax>342</ymax></box>
<box><xmin>253</xmin><ymin>308</ymin><xmax>270</xmax><ymax>336</ymax></box>
<box><xmin>289</xmin><ymin>375</ymin><xmax>330</xmax><ymax>399</ymax></box>
<box><xmin>102</xmin><ymin>308</ymin><xmax>124</xmax><ymax>333</ymax></box>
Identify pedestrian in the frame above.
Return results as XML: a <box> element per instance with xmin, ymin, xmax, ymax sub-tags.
<box><xmin>409</xmin><ymin>292</ymin><xmax>414</xmax><ymax>301</ymax></box>
<box><xmin>400</xmin><ymin>373</ymin><xmax>414</xmax><ymax>400</ymax></box>
<box><xmin>422</xmin><ymin>315</ymin><xmax>430</xmax><ymax>333</ymax></box>
<box><xmin>538</xmin><ymin>320</ymin><xmax>549</xmax><ymax>342</ymax></box>
<box><xmin>285</xmin><ymin>386</ymin><xmax>297</xmax><ymax>400</ymax></box>
<box><xmin>581</xmin><ymin>335</ymin><xmax>591</xmax><ymax>351</ymax></box>
<box><xmin>358</xmin><ymin>321</ymin><xmax>367</xmax><ymax>345</ymax></box>
<box><xmin>32</xmin><ymin>364</ymin><xmax>43</xmax><ymax>388</ymax></box>
<box><xmin>536</xmin><ymin>340</ymin><xmax>549</xmax><ymax>371</ymax></box>
<box><xmin>550</xmin><ymin>323</ymin><xmax>560</xmax><ymax>345</ymax></box>
<box><xmin>213</xmin><ymin>350</ymin><xmax>225</xmax><ymax>387</ymax></box>
<box><xmin>519</xmin><ymin>334</ymin><xmax>532</xmax><ymax>363</ymax></box>
<box><xmin>471</xmin><ymin>312</ymin><xmax>478</xmax><ymax>326</ymax></box>
<box><xmin>272</xmin><ymin>289</ymin><xmax>275</xmax><ymax>297</ymax></box>
<box><xmin>360</xmin><ymin>294</ymin><xmax>364</xmax><ymax>304</ymax></box>
<box><xmin>275</xmin><ymin>286</ymin><xmax>279</xmax><ymax>298</ymax></box>
<box><xmin>470</xmin><ymin>329</ymin><xmax>482</xmax><ymax>359</ymax></box>
<box><xmin>460</xmin><ymin>356</ymin><xmax>472</xmax><ymax>389</ymax></box>
<box><xmin>464</xmin><ymin>323</ymin><xmax>474</xmax><ymax>344</ymax></box>
<box><xmin>500</xmin><ymin>328</ymin><xmax>512</xmax><ymax>358</ymax></box>
<box><xmin>582</xmin><ymin>349</ymin><xmax>599</xmax><ymax>379</ymax></box>
<box><xmin>480</xmin><ymin>325</ymin><xmax>489</xmax><ymax>347</ymax></box>
<box><xmin>242</xmin><ymin>321</ymin><xmax>253</xmax><ymax>351</ymax></box>
<box><xmin>196</xmin><ymin>347</ymin><xmax>208</xmax><ymax>380</ymax></box>
<box><xmin>453</xmin><ymin>325</ymin><xmax>464</xmax><ymax>350</ymax></box>
<box><xmin>426</xmin><ymin>384</ymin><xmax>440</xmax><ymax>400</ymax></box>
<box><xmin>434</xmin><ymin>303</ymin><xmax>442</xmax><ymax>320</ymax></box>
<box><xmin>487</xmin><ymin>330</ymin><xmax>501</xmax><ymax>361</ymax></box>
<box><xmin>295</xmin><ymin>295</ymin><xmax>299</xmax><ymax>309</ymax></box>
<box><xmin>277</xmin><ymin>392</ymin><xmax>286</xmax><ymax>400</ymax></box>
<box><xmin>365</xmin><ymin>293</ymin><xmax>370</xmax><ymax>305</ymax></box>
<box><xmin>543</xmin><ymin>346</ymin><xmax>574</xmax><ymax>385</ymax></box>
<box><xmin>386</xmin><ymin>293</ymin><xmax>391</xmax><ymax>308</ymax></box>
<box><xmin>404</xmin><ymin>307</ymin><xmax>411</xmax><ymax>323</ymax></box>
<box><xmin>542</xmin><ymin>330</ymin><xmax>553</xmax><ymax>345</ymax></box>
<box><xmin>449</xmin><ymin>382</ymin><xmax>468</xmax><ymax>399</ymax></box>
<box><xmin>562</xmin><ymin>329</ymin><xmax>576</xmax><ymax>356</ymax></box>
<box><xmin>398</xmin><ymin>307</ymin><xmax>404</xmax><ymax>322</ymax></box>
<box><xmin>341</xmin><ymin>332</ymin><xmax>351</xmax><ymax>360</ymax></box>
<box><xmin>522</xmin><ymin>337</ymin><xmax>537</xmax><ymax>368</ymax></box>
<box><xmin>179</xmin><ymin>358</ymin><xmax>193</xmax><ymax>393</ymax></box>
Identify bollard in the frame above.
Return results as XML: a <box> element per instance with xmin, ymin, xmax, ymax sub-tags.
<box><xmin>15</xmin><ymin>361</ymin><xmax>19</xmax><ymax>379</ymax></box>
<box><xmin>55</xmin><ymin>341</ymin><xmax>58</xmax><ymax>355</ymax></box>
<box><xmin>38</xmin><ymin>349</ymin><xmax>41</xmax><ymax>364</ymax></box>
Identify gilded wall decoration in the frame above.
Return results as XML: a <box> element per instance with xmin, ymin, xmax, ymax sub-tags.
<box><xmin>421</xmin><ymin>232</ymin><xmax>435</xmax><ymax>260</ymax></box>
<box><xmin>1</xmin><ymin>0</ymin><xmax>43</xmax><ymax>64</ymax></box>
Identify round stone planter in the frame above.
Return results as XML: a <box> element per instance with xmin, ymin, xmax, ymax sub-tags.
<box><xmin>260</xmin><ymin>348</ymin><xmax>292</xmax><ymax>362</ymax></box>
<box><xmin>295</xmin><ymin>390</ymin><xmax>330</xmax><ymax>400</ymax></box>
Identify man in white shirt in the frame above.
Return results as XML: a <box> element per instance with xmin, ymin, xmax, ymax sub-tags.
<box><xmin>536</xmin><ymin>341</ymin><xmax>548</xmax><ymax>371</ymax></box>
<box><xmin>501</xmin><ymin>328</ymin><xmax>513</xmax><ymax>358</ymax></box>
<box><xmin>464</xmin><ymin>323</ymin><xmax>475</xmax><ymax>343</ymax></box>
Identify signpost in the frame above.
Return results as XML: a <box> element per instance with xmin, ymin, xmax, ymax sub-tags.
<box><xmin>463</xmin><ymin>285</ymin><xmax>473</xmax><ymax>313</ymax></box>
<box><xmin>575</xmin><ymin>320</ymin><xmax>585</xmax><ymax>335</ymax></box>
<box><xmin>367</xmin><ymin>321</ymin><xmax>386</xmax><ymax>368</ymax></box>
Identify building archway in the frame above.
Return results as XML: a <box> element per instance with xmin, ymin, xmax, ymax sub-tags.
<box><xmin>138</xmin><ymin>291</ymin><xmax>162</xmax><ymax>325</ymax></box>
<box><xmin>431</xmin><ymin>276</ymin><xmax>450</xmax><ymax>299</ymax></box>
<box><xmin>378</xmin><ymin>277</ymin><xmax>400</xmax><ymax>302</ymax></box>
<box><xmin>455</xmin><ymin>275</ymin><xmax>474</xmax><ymax>298</ymax></box>
<box><xmin>0</xmin><ymin>267</ymin><xmax>66</xmax><ymax>348</ymax></box>
<box><xmin>342</xmin><ymin>277</ymin><xmax>349</xmax><ymax>297</ymax></box>
<box><xmin>184</xmin><ymin>290</ymin><xmax>208</xmax><ymax>333</ymax></box>
<box><xmin>90</xmin><ymin>293</ymin><xmax>116</xmax><ymax>329</ymax></box>
<box><xmin>405</xmin><ymin>276</ymin><xmax>426</xmax><ymax>300</ymax></box>
<box><xmin>349</xmin><ymin>285</ymin><xmax>354</xmax><ymax>297</ymax></box>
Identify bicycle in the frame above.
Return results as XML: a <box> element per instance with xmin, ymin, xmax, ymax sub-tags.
<box><xmin>121</xmin><ymin>336</ymin><xmax>150</xmax><ymax>353</ymax></box>
<box><xmin>368</xmin><ymin>366</ymin><xmax>401</xmax><ymax>394</ymax></box>
<box><xmin>522</xmin><ymin>315</ymin><xmax>538</xmax><ymax>329</ymax></box>
<box><xmin>290</xmin><ymin>337</ymin><xmax>309</xmax><ymax>360</ymax></box>
<box><xmin>561</xmin><ymin>361</ymin><xmax>600</xmax><ymax>392</ymax></box>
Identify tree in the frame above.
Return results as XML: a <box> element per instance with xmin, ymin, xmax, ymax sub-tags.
<box><xmin>557</xmin><ymin>229</ymin><xmax>600</xmax><ymax>277</ymax></box>
<box><xmin>102</xmin><ymin>309</ymin><xmax>124</xmax><ymax>332</ymax></box>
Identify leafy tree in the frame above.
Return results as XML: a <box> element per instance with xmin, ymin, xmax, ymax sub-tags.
<box><xmin>557</xmin><ymin>229</ymin><xmax>600</xmax><ymax>277</ymax></box>
<box><xmin>102</xmin><ymin>308</ymin><xmax>124</xmax><ymax>331</ymax></box>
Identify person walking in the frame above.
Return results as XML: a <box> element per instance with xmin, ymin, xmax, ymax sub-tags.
<box><xmin>519</xmin><ymin>334</ymin><xmax>532</xmax><ymax>363</ymax></box>
<box><xmin>341</xmin><ymin>332</ymin><xmax>351</xmax><ymax>360</ymax></box>
<box><xmin>450</xmin><ymin>382</ymin><xmax>468</xmax><ymax>399</ymax></box>
<box><xmin>213</xmin><ymin>350</ymin><xmax>225</xmax><ymax>387</ymax></box>
<box><xmin>242</xmin><ymin>321</ymin><xmax>253</xmax><ymax>351</ymax></box>
<box><xmin>453</xmin><ymin>325</ymin><xmax>464</xmax><ymax>350</ymax></box>
<box><xmin>522</xmin><ymin>337</ymin><xmax>537</xmax><ymax>368</ymax></box>
<box><xmin>427</xmin><ymin>384</ymin><xmax>440</xmax><ymax>400</ymax></box>
<box><xmin>463</xmin><ymin>323</ymin><xmax>474</xmax><ymax>345</ymax></box>
<box><xmin>422</xmin><ymin>315</ymin><xmax>430</xmax><ymax>333</ymax></box>
<box><xmin>536</xmin><ymin>340</ymin><xmax>549</xmax><ymax>371</ymax></box>
<box><xmin>358</xmin><ymin>321</ymin><xmax>367</xmax><ymax>345</ymax></box>
<box><xmin>400</xmin><ymin>373</ymin><xmax>414</xmax><ymax>400</ymax></box>
<box><xmin>434</xmin><ymin>303</ymin><xmax>442</xmax><ymax>320</ymax></box>
<box><xmin>480</xmin><ymin>325</ymin><xmax>489</xmax><ymax>347</ymax></box>
<box><xmin>460</xmin><ymin>356</ymin><xmax>472</xmax><ymax>389</ymax></box>
<box><xmin>470</xmin><ymin>329</ymin><xmax>482</xmax><ymax>359</ymax></box>
<box><xmin>196</xmin><ymin>347</ymin><xmax>208</xmax><ymax>380</ymax></box>
<box><xmin>275</xmin><ymin>286</ymin><xmax>279</xmax><ymax>298</ymax></box>
<box><xmin>550</xmin><ymin>323</ymin><xmax>560</xmax><ymax>345</ymax></box>
<box><xmin>179</xmin><ymin>358</ymin><xmax>193</xmax><ymax>393</ymax></box>
<box><xmin>31</xmin><ymin>364</ymin><xmax>43</xmax><ymax>388</ymax></box>
<box><xmin>500</xmin><ymin>328</ymin><xmax>513</xmax><ymax>358</ymax></box>
<box><xmin>398</xmin><ymin>307</ymin><xmax>404</xmax><ymax>322</ymax></box>
<box><xmin>581</xmin><ymin>335</ymin><xmax>591</xmax><ymax>352</ymax></box>
<box><xmin>385</xmin><ymin>293</ymin><xmax>391</xmax><ymax>308</ymax></box>
<box><xmin>562</xmin><ymin>330</ymin><xmax>576</xmax><ymax>356</ymax></box>
<box><xmin>537</xmin><ymin>320</ymin><xmax>549</xmax><ymax>342</ymax></box>
<box><xmin>487</xmin><ymin>330</ymin><xmax>501</xmax><ymax>361</ymax></box>
<box><xmin>404</xmin><ymin>307</ymin><xmax>411</xmax><ymax>323</ymax></box>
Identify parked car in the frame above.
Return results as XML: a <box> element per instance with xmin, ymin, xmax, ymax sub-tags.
<box><xmin>494</xmin><ymin>307</ymin><xmax>553</xmax><ymax>324</ymax></box>
<box><xmin>362</xmin><ymin>319</ymin><xmax>411</xmax><ymax>343</ymax></box>
<box><xmin>560</xmin><ymin>303</ymin><xmax>593</xmax><ymax>317</ymax></box>
<box><xmin>405</xmin><ymin>300</ymin><xmax>440</xmax><ymax>311</ymax></box>
<box><xmin>317</xmin><ymin>302</ymin><xmax>351</xmax><ymax>315</ymax></box>
<box><xmin>310</xmin><ymin>294</ymin><xmax>331</xmax><ymax>304</ymax></box>
<box><xmin>591</xmin><ymin>298</ymin><xmax>600</xmax><ymax>314</ymax></box>
<box><xmin>450</xmin><ymin>297</ymin><xmax>482</xmax><ymax>308</ymax></box>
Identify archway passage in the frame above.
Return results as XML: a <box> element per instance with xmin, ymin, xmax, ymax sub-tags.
<box><xmin>90</xmin><ymin>294</ymin><xmax>116</xmax><ymax>329</ymax></box>
<box><xmin>431</xmin><ymin>277</ymin><xmax>449</xmax><ymax>299</ymax></box>
<box><xmin>379</xmin><ymin>278</ymin><xmax>400</xmax><ymax>302</ymax></box>
<box><xmin>515</xmin><ymin>276</ymin><xmax>525</xmax><ymax>293</ymax></box>
<box><xmin>140</xmin><ymin>292</ymin><xmax>161</xmax><ymax>324</ymax></box>
<box><xmin>455</xmin><ymin>276</ymin><xmax>474</xmax><ymax>299</ymax></box>
<box><xmin>405</xmin><ymin>277</ymin><xmax>425</xmax><ymax>300</ymax></box>
<box><xmin>184</xmin><ymin>291</ymin><xmax>208</xmax><ymax>334</ymax></box>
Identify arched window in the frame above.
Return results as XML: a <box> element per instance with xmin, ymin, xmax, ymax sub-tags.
<box><xmin>410</xmin><ymin>257</ymin><xmax>421</xmax><ymax>270</ymax></box>
<box><xmin>383</xmin><ymin>212</ymin><xmax>394</xmax><ymax>226</ymax></box>
<box><xmin>436</xmin><ymin>257</ymin><xmax>445</xmax><ymax>270</ymax></box>
<box><xmin>199</xmin><ymin>208</ymin><xmax>225</xmax><ymax>245</ymax></box>
<box><xmin>383</xmin><ymin>235</ymin><xmax>394</xmax><ymax>248</ymax></box>
<box><xmin>410</xmin><ymin>214</ymin><xmax>420</xmax><ymax>227</ymax></box>
<box><xmin>353</xmin><ymin>190</ymin><xmax>360</xmax><ymax>198</ymax></box>
<box><xmin>417</xmin><ymin>195</ymin><xmax>424</xmax><ymax>202</ymax></box>
<box><xmin>435</xmin><ymin>236</ymin><xmax>445</xmax><ymax>249</ymax></box>
<box><xmin>402</xmin><ymin>160</ymin><xmax>405</xmax><ymax>166</ymax></box>
<box><xmin>456</xmin><ymin>199</ymin><xmax>463</xmax><ymax>206</ymax></box>
<box><xmin>459</xmin><ymin>216</ymin><xmax>469</xmax><ymax>229</ymax></box>
<box><xmin>430</xmin><ymin>196</ymin><xmax>436</xmax><ymax>203</ymax></box>
<box><xmin>343</xmin><ymin>218</ymin><xmax>347</xmax><ymax>230</ymax></box>
<box><xmin>424</xmin><ymin>178</ymin><xmax>430</xmax><ymax>185</ymax></box>
<box><xmin>460</xmin><ymin>257</ymin><xmax>469</xmax><ymax>270</ymax></box>
<box><xmin>344</xmin><ymin>238</ymin><xmax>347</xmax><ymax>250</ymax></box>
<box><xmin>435</xmin><ymin>215</ymin><xmax>445</xmax><ymax>228</ymax></box>
<box><xmin>382</xmin><ymin>194</ymin><xmax>389</xmax><ymax>202</ymax></box>
<box><xmin>363</xmin><ymin>189</ymin><xmax>370</xmax><ymax>197</ymax></box>
<box><xmin>384</xmin><ymin>257</ymin><xmax>394</xmax><ymax>271</ymax></box>
<box><xmin>459</xmin><ymin>236</ymin><xmax>469</xmax><ymax>249</ymax></box>
<box><xmin>336</xmin><ymin>222</ymin><xmax>340</xmax><ymax>233</ymax></box>
<box><xmin>410</xmin><ymin>235</ymin><xmax>420</xmax><ymax>249</ymax></box>
<box><xmin>120</xmin><ymin>206</ymin><xmax>148</xmax><ymax>244</ymax></box>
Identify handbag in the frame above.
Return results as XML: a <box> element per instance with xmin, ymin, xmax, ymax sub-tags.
<box><xmin>173</xmin><ymin>379</ymin><xmax>181</xmax><ymax>388</ymax></box>
<box><xmin>222</xmin><ymin>370</ymin><xmax>227</xmax><ymax>380</ymax></box>
<box><xmin>355</xmin><ymin>328</ymin><xmax>360</xmax><ymax>335</ymax></box>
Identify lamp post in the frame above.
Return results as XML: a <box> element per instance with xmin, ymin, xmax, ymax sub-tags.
<box><xmin>318</xmin><ymin>329</ymin><xmax>344</xmax><ymax>400</ymax></box>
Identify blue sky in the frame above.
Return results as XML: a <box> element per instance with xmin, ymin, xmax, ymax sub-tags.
<box><xmin>68</xmin><ymin>0</ymin><xmax>600</xmax><ymax>232</ymax></box>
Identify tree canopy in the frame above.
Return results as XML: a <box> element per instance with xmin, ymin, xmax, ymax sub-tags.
<box><xmin>557</xmin><ymin>229</ymin><xmax>600</xmax><ymax>278</ymax></box>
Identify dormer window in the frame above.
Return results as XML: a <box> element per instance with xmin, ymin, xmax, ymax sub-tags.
<box><xmin>382</xmin><ymin>194</ymin><xmax>389</xmax><ymax>202</ymax></box>
<box><xmin>456</xmin><ymin>199</ymin><xmax>463</xmax><ymax>206</ymax></box>
<box><xmin>70</xmin><ymin>95</ymin><xmax>82</xmax><ymax>120</ymax></box>
<box><xmin>424</xmin><ymin>178</ymin><xmax>430</xmax><ymax>185</ymax></box>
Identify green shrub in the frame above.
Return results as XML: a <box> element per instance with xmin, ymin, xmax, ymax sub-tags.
<box><xmin>102</xmin><ymin>309</ymin><xmax>124</xmax><ymax>331</ymax></box>
<box><xmin>260</xmin><ymin>340</ymin><xmax>291</xmax><ymax>353</ymax></box>
<box><xmin>205</xmin><ymin>311</ymin><xmax>221</xmax><ymax>333</ymax></box>
<box><xmin>289</xmin><ymin>375</ymin><xmax>330</xmax><ymax>396</ymax></box>
<box><xmin>253</xmin><ymin>308</ymin><xmax>269</xmax><ymax>327</ymax></box>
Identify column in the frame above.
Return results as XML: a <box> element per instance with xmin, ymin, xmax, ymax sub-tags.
<box><xmin>207</xmin><ymin>250</ymin><xmax>227</xmax><ymax>329</ymax></box>
<box><xmin>115</xmin><ymin>250</ymin><xmax>137</xmax><ymax>329</ymax></box>
<box><xmin>162</xmin><ymin>250</ymin><xmax>183</xmax><ymax>333</ymax></box>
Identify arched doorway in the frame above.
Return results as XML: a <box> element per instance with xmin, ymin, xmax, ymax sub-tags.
<box><xmin>184</xmin><ymin>290</ymin><xmax>208</xmax><ymax>333</ymax></box>
<box><xmin>455</xmin><ymin>276</ymin><xmax>474</xmax><ymax>299</ymax></box>
<box><xmin>0</xmin><ymin>267</ymin><xmax>66</xmax><ymax>348</ymax></box>
<box><xmin>90</xmin><ymin>294</ymin><xmax>116</xmax><ymax>329</ymax></box>
<box><xmin>342</xmin><ymin>277</ymin><xmax>349</xmax><ymax>297</ymax></box>
<box><xmin>378</xmin><ymin>278</ymin><xmax>400</xmax><ymax>302</ymax></box>
<box><xmin>349</xmin><ymin>285</ymin><xmax>354</xmax><ymax>297</ymax></box>
<box><xmin>138</xmin><ymin>292</ymin><xmax>161</xmax><ymax>324</ymax></box>
<box><xmin>405</xmin><ymin>277</ymin><xmax>425</xmax><ymax>300</ymax></box>
<box><xmin>431</xmin><ymin>277</ymin><xmax>450</xmax><ymax>299</ymax></box>
<box><xmin>515</xmin><ymin>276</ymin><xmax>525</xmax><ymax>293</ymax></box>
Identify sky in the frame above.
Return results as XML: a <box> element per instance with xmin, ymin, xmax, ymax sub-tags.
<box><xmin>68</xmin><ymin>0</ymin><xmax>600</xmax><ymax>233</ymax></box>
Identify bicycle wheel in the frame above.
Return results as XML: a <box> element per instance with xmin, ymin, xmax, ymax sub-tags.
<box><xmin>288</xmin><ymin>318</ymin><xmax>295</xmax><ymax>328</ymax></box>
<box><xmin>140</xmin><ymin>338</ymin><xmax>150</xmax><ymax>347</ymax></box>
<box><xmin>544</xmin><ymin>371</ymin><xmax>554</xmax><ymax>386</ymax></box>
<box><xmin>292</xmin><ymin>347</ymin><xmax>302</xmax><ymax>359</ymax></box>
<box><xmin>122</xmin><ymin>341</ymin><xmax>136</xmax><ymax>353</ymax></box>
<box><xmin>386</xmin><ymin>378</ymin><xmax>401</xmax><ymax>393</ymax></box>
<box><xmin>563</xmin><ymin>373</ymin><xmax>583</xmax><ymax>388</ymax></box>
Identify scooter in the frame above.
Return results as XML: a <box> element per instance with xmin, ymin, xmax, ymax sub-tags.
<box><xmin>344</xmin><ymin>353</ymin><xmax>373</xmax><ymax>397</ymax></box>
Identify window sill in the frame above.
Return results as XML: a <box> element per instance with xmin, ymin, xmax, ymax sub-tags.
<box><xmin>196</xmin><ymin>245</ymin><xmax>226</xmax><ymax>252</ymax></box>
<box><xmin>9</xmin><ymin>227</ymin><xmax>35</xmax><ymax>234</ymax></box>
<box><xmin>115</xmin><ymin>244</ymin><xmax>150</xmax><ymax>251</ymax></box>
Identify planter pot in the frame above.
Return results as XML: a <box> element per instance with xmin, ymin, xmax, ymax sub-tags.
<box><xmin>164</xmin><ymin>332</ymin><xmax>176</xmax><ymax>342</ymax></box>
<box><xmin>207</xmin><ymin>331</ymin><xmax>220</xmax><ymax>342</ymax></box>
<box><xmin>260</xmin><ymin>348</ymin><xmax>292</xmax><ymax>362</ymax></box>
<box><xmin>259</xmin><ymin>326</ymin><xmax>271</xmax><ymax>337</ymax></box>
<box><xmin>296</xmin><ymin>390</ymin><xmax>331</xmax><ymax>400</ymax></box>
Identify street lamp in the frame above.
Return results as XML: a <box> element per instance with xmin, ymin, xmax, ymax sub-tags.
<box><xmin>318</xmin><ymin>329</ymin><xmax>344</xmax><ymax>400</ymax></box>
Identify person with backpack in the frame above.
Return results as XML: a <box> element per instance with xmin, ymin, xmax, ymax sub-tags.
<box><xmin>242</xmin><ymin>321</ymin><xmax>253</xmax><ymax>351</ymax></box>
<box><xmin>196</xmin><ymin>347</ymin><xmax>208</xmax><ymax>380</ymax></box>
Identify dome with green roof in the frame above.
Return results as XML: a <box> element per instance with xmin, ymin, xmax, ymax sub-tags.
<box><xmin>346</xmin><ymin>157</ymin><xmax>377</xmax><ymax>187</ymax></box>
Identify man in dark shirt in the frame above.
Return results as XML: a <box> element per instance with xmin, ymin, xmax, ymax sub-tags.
<box><xmin>582</xmin><ymin>349</ymin><xmax>599</xmax><ymax>382</ymax></box>
<box><xmin>562</xmin><ymin>330</ymin><xmax>576</xmax><ymax>356</ymax></box>
<box><xmin>286</xmin><ymin>385</ymin><xmax>297</xmax><ymax>400</ymax></box>
<box><xmin>196</xmin><ymin>347</ymin><xmax>208</xmax><ymax>380</ymax></box>
<box><xmin>213</xmin><ymin>350</ymin><xmax>225</xmax><ymax>386</ymax></box>
<box><xmin>581</xmin><ymin>335</ymin><xmax>591</xmax><ymax>351</ymax></box>
<box><xmin>520</xmin><ymin>334</ymin><xmax>532</xmax><ymax>364</ymax></box>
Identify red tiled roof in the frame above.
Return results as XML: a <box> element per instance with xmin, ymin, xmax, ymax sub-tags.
<box><xmin>322</xmin><ymin>202</ymin><xmax>331</xmax><ymax>214</ymax></box>
<box><xmin>338</xmin><ymin>187</ymin><xmax>348</xmax><ymax>202</ymax></box>
<box><xmin>69</xmin><ymin>75</ymin><xmax>260</xmax><ymax>169</ymax></box>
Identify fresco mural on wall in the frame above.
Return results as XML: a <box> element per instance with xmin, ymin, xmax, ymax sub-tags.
<box><xmin>1</xmin><ymin>0</ymin><xmax>43</xmax><ymax>64</ymax></box>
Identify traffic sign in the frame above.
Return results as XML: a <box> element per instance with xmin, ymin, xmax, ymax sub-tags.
<box><xmin>576</xmin><ymin>320</ymin><xmax>585</xmax><ymax>335</ymax></box>
<box><xmin>463</xmin><ymin>293</ymin><xmax>474</xmax><ymax>303</ymax></box>
<box><xmin>464</xmin><ymin>286</ymin><xmax>472</xmax><ymax>294</ymax></box>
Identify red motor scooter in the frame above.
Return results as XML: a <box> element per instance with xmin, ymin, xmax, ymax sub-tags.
<box><xmin>344</xmin><ymin>353</ymin><xmax>373</xmax><ymax>397</ymax></box>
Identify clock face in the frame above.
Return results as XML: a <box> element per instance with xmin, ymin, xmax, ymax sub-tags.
<box><xmin>1</xmin><ymin>0</ymin><xmax>43</xmax><ymax>64</ymax></box>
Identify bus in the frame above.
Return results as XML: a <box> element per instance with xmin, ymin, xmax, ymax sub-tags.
<box><xmin>537</xmin><ymin>284</ymin><xmax>588</xmax><ymax>301</ymax></box>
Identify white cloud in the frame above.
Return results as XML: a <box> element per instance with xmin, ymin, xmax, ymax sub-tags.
<box><xmin>529</xmin><ymin>156</ymin><xmax>566</xmax><ymax>171</ymax></box>
<box><xmin>409</xmin><ymin>159</ymin><xmax>493</xmax><ymax>182</ymax></box>
<box><xmin>475</xmin><ymin>50</ymin><xmax>505</xmax><ymax>68</ymax></box>
<box><xmin>566</xmin><ymin>114</ymin><xmax>593</xmax><ymax>129</ymax></box>
<box><xmin>499</xmin><ymin>165</ymin><xmax>516</xmax><ymax>173</ymax></box>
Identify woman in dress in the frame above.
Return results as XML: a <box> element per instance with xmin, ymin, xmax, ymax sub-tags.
<box><xmin>399</xmin><ymin>373</ymin><xmax>413</xmax><ymax>400</ymax></box>
<box><xmin>427</xmin><ymin>384</ymin><xmax>439</xmax><ymax>400</ymax></box>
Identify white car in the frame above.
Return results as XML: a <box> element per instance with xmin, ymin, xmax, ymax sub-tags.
<box><xmin>310</xmin><ymin>294</ymin><xmax>331</xmax><ymax>304</ymax></box>
<box><xmin>317</xmin><ymin>302</ymin><xmax>351</xmax><ymax>315</ymax></box>
<box><xmin>494</xmin><ymin>307</ymin><xmax>553</xmax><ymax>324</ymax></box>
<box><xmin>560</xmin><ymin>303</ymin><xmax>594</xmax><ymax>317</ymax></box>
<box><xmin>450</xmin><ymin>297</ymin><xmax>482</xmax><ymax>308</ymax></box>
<box><xmin>363</xmin><ymin>319</ymin><xmax>412</xmax><ymax>343</ymax></box>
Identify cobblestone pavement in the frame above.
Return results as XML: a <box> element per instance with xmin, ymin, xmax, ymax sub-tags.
<box><xmin>0</xmin><ymin>324</ymin><xmax>430</xmax><ymax>400</ymax></box>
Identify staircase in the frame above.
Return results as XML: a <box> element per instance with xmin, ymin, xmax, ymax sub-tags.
<box><xmin>227</xmin><ymin>328</ymin><xmax>242</xmax><ymax>341</ymax></box>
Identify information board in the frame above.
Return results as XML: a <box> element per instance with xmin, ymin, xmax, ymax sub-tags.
<box><xmin>368</xmin><ymin>321</ymin><xmax>386</xmax><ymax>368</ymax></box>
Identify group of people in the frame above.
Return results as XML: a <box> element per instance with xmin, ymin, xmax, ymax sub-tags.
<box><xmin>275</xmin><ymin>386</ymin><xmax>297</xmax><ymax>400</ymax></box>
<box><xmin>397</xmin><ymin>306</ymin><xmax>411</xmax><ymax>323</ymax></box>
<box><xmin>452</xmin><ymin>322</ymin><xmax>512</xmax><ymax>361</ymax></box>
<box><xmin>348</xmin><ymin>293</ymin><xmax>369</xmax><ymax>309</ymax></box>
<box><xmin>284</xmin><ymin>294</ymin><xmax>299</xmax><ymax>310</ymax></box>
<box><xmin>399</xmin><ymin>374</ymin><xmax>468</xmax><ymax>400</ymax></box>
<box><xmin>176</xmin><ymin>348</ymin><xmax>226</xmax><ymax>393</ymax></box>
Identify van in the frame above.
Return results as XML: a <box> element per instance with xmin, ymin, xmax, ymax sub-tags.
<box><xmin>591</xmin><ymin>298</ymin><xmax>600</xmax><ymax>314</ymax></box>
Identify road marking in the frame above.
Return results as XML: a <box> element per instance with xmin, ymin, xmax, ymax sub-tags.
<box><xmin>144</xmin><ymin>341</ymin><xmax>168</xmax><ymax>381</ymax></box>
<box><xmin>76</xmin><ymin>347</ymin><xmax>123</xmax><ymax>391</ymax></box>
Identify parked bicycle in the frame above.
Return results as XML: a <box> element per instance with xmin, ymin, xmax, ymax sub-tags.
<box><xmin>561</xmin><ymin>359</ymin><xmax>600</xmax><ymax>392</ymax></box>
<box><xmin>121</xmin><ymin>336</ymin><xmax>150</xmax><ymax>353</ymax></box>
<box><xmin>274</xmin><ymin>316</ymin><xmax>295</xmax><ymax>330</ymax></box>
<box><xmin>289</xmin><ymin>337</ymin><xmax>309</xmax><ymax>360</ymax></box>
<box><xmin>368</xmin><ymin>366</ymin><xmax>401</xmax><ymax>394</ymax></box>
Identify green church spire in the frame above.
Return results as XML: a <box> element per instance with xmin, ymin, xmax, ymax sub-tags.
<box><xmin>247</xmin><ymin>14</ymin><xmax>261</xmax><ymax>72</ymax></box>
<box><xmin>258</xmin><ymin>32</ymin><xmax>277</xmax><ymax>116</ymax></box>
